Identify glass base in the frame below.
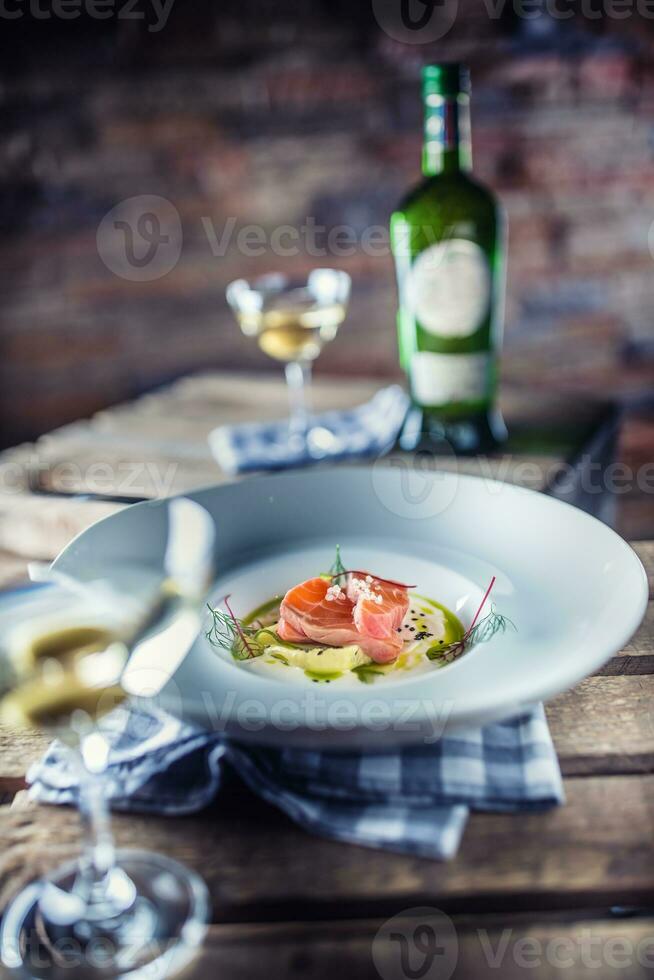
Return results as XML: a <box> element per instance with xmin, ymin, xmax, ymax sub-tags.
<box><xmin>399</xmin><ymin>406</ymin><xmax>508</xmax><ymax>456</ymax></box>
<box><xmin>0</xmin><ymin>850</ymin><xmax>209</xmax><ymax>980</ymax></box>
<box><xmin>283</xmin><ymin>421</ymin><xmax>341</xmax><ymax>461</ymax></box>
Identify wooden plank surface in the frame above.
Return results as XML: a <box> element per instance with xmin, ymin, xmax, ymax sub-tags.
<box><xmin>1</xmin><ymin>775</ymin><xmax>654</xmax><ymax>920</ymax></box>
<box><xmin>0</xmin><ymin>551</ymin><xmax>31</xmax><ymax>589</ymax></box>
<box><xmin>188</xmin><ymin>916</ymin><xmax>654</xmax><ymax>980</ymax></box>
<box><xmin>547</xmin><ymin>677</ymin><xmax>654</xmax><ymax>775</ymax></box>
<box><xmin>633</xmin><ymin>542</ymin><xmax>654</xmax><ymax>598</ymax></box>
<box><xmin>0</xmin><ymin>373</ymin><xmax>608</xmax><ymax>559</ymax></box>
<box><xmin>0</xmin><ymin>727</ymin><xmax>50</xmax><ymax>781</ymax></box>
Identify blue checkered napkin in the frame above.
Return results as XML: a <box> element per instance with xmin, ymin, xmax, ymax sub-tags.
<box><xmin>28</xmin><ymin>703</ymin><xmax>563</xmax><ymax>861</ymax></box>
<box><xmin>208</xmin><ymin>384</ymin><xmax>410</xmax><ymax>475</ymax></box>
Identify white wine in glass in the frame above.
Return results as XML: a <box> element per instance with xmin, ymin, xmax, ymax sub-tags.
<box><xmin>226</xmin><ymin>269</ymin><xmax>351</xmax><ymax>455</ymax></box>
<box><xmin>0</xmin><ymin>553</ymin><xmax>212</xmax><ymax>979</ymax></box>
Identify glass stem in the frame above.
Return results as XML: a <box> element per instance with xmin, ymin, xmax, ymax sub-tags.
<box><xmin>78</xmin><ymin>760</ymin><xmax>115</xmax><ymax>889</ymax></box>
<box><xmin>72</xmin><ymin>736</ymin><xmax>135</xmax><ymax>925</ymax></box>
<box><xmin>285</xmin><ymin>361</ymin><xmax>312</xmax><ymax>445</ymax></box>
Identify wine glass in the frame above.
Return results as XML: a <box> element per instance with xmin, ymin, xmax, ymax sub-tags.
<box><xmin>226</xmin><ymin>269</ymin><xmax>351</xmax><ymax>457</ymax></box>
<box><xmin>0</xmin><ymin>502</ymin><xmax>214</xmax><ymax>980</ymax></box>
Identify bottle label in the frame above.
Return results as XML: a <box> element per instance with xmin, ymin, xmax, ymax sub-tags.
<box><xmin>406</xmin><ymin>238</ymin><xmax>491</xmax><ymax>338</ymax></box>
<box><xmin>411</xmin><ymin>351</ymin><xmax>491</xmax><ymax>407</ymax></box>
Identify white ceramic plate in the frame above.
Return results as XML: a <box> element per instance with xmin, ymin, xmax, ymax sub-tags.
<box><xmin>52</xmin><ymin>466</ymin><xmax>649</xmax><ymax>749</ymax></box>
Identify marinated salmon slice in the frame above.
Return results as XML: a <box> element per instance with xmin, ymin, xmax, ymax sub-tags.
<box><xmin>347</xmin><ymin>575</ymin><xmax>410</xmax><ymax>640</ymax></box>
<box><xmin>275</xmin><ymin>618</ymin><xmax>308</xmax><ymax>643</ymax></box>
<box><xmin>278</xmin><ymin>577</ymin><xmax>358</xmax><ymax>647</ymax></box>
<box><xmin>278</xmin><ymin>575</ymin><xmax>409</xmax><ymax>663</ymax></box>
<box><xmin>350</xmin><ymin>632</ymin><xmax>403</xmax><ymax>664</ymax></box>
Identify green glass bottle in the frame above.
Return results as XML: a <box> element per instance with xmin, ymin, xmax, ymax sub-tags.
<box><xmin>391</xmin><ymin>64</ymin><xmax>507</xmax><ymax>454</ymax></box>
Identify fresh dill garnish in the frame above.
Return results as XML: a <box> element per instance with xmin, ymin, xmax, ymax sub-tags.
<box><xmin>466</xmin><ymin>605</ymin><xmax>516</xmax><ymax>646</ymax></box>
<box><xmin>436</xmin><ymin>604</ymin><xmax>516</xmax><ymax>663</ymax></box>
<box><xmin>329</xmin><ymin>544</ymin><xmax>347</xmax><ymax>578</ymax></box>
<box><xmin>206</xmin><ymin>601</ymin><xmax>277</xmax><ymax>660</ymax></box>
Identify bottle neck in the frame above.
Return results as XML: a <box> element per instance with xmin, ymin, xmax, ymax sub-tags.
<box><xmin>422</xmin><ymin>93</ymin><xmax>472</xmax><ymax>177</ymax></box>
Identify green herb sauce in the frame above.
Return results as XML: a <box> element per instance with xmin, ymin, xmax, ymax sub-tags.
<box><xmin>304</xmin><ymin>670</ymin><xmax>342</xmax><ymax>682</ymax></box>
<box><xmin>234</xmin><ymin>592</ymin><xmax>467</xmax><ymax>681</ymax></box>
<box><xmin>244</xmin><ymin>597</ymin><xmax>282</xmax><ymax>628</ymax></box>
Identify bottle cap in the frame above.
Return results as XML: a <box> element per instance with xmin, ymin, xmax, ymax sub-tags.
<box><xmin>422</xmin><ymin>64</ymin><xmax>470</xmax><ymax>97</ymax></box>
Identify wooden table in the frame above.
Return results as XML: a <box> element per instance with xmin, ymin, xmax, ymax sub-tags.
<box><xmin>0</xmin><ymin>373</ymin><xmax>653</xmax><ymax>979</ymax></box>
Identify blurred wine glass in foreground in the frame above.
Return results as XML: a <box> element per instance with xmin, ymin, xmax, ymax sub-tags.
<box><xmin>0</xmin><ymin>500</ymin><xmax>214</xmax><ymax>980</ymax></box>
<box><xmin>226</xmin><ymin>269</ymin><xmax>351</xmax><ymax>457</ymax></box>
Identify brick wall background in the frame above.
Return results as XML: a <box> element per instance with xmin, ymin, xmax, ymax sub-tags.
<box><xmin>1</xmin><ymin>0</ymin><xmax>654</xmax><ymax>447</ymax></box>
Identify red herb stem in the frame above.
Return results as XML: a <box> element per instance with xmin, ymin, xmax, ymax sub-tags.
<box><xmin>331</xmin><ymin>570</ymin><xmax>416</xmax><ymax>590</ymax></box>
<box><xmin>222</xmin><ymin>594</ymin><xmax>257</xmax><ymax>659</ymax></box>
<box><xmin>464</xmin><ymin>576</ymin><xmax>497</xmax><ymax>640</ymax></box>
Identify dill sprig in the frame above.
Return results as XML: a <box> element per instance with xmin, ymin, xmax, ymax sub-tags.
<box><xmin>206</xmin><ymin>598</ymin><xmax>271</xmax><ymax>661</ymax></box>
<box><xmin>427</xmin><ymin>576</ymin><xmax>515</xmax><ymax>665</ymax></box>
<box><xmin>442</xmin><ymin>605</ymin><xmax>517</xmax><ymax>660</ymax></box>
<box><xmin>430</xmin><ymin>604</ymin><xmax>516</xmax><ymax>664</ymax></box>
<box><xmin>329</xmin><ymin>544</ymin><xmax>347</xmax><ymax>578</ymax></box>
<box><xmin>466</xmin><ymin>605</ymin><xmax>516</xmax><ymax>646</ymax></box>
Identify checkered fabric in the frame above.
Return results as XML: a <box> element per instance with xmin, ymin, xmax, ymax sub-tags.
<box><xmin>29</xmin><ymin>701</ymin><xmax>563</xmax><ymax>860</ymax></box>
<box><xmin>208</xmin><ymin>384</ymin><xmax>410</xmax><ymax>474</ymax></box>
